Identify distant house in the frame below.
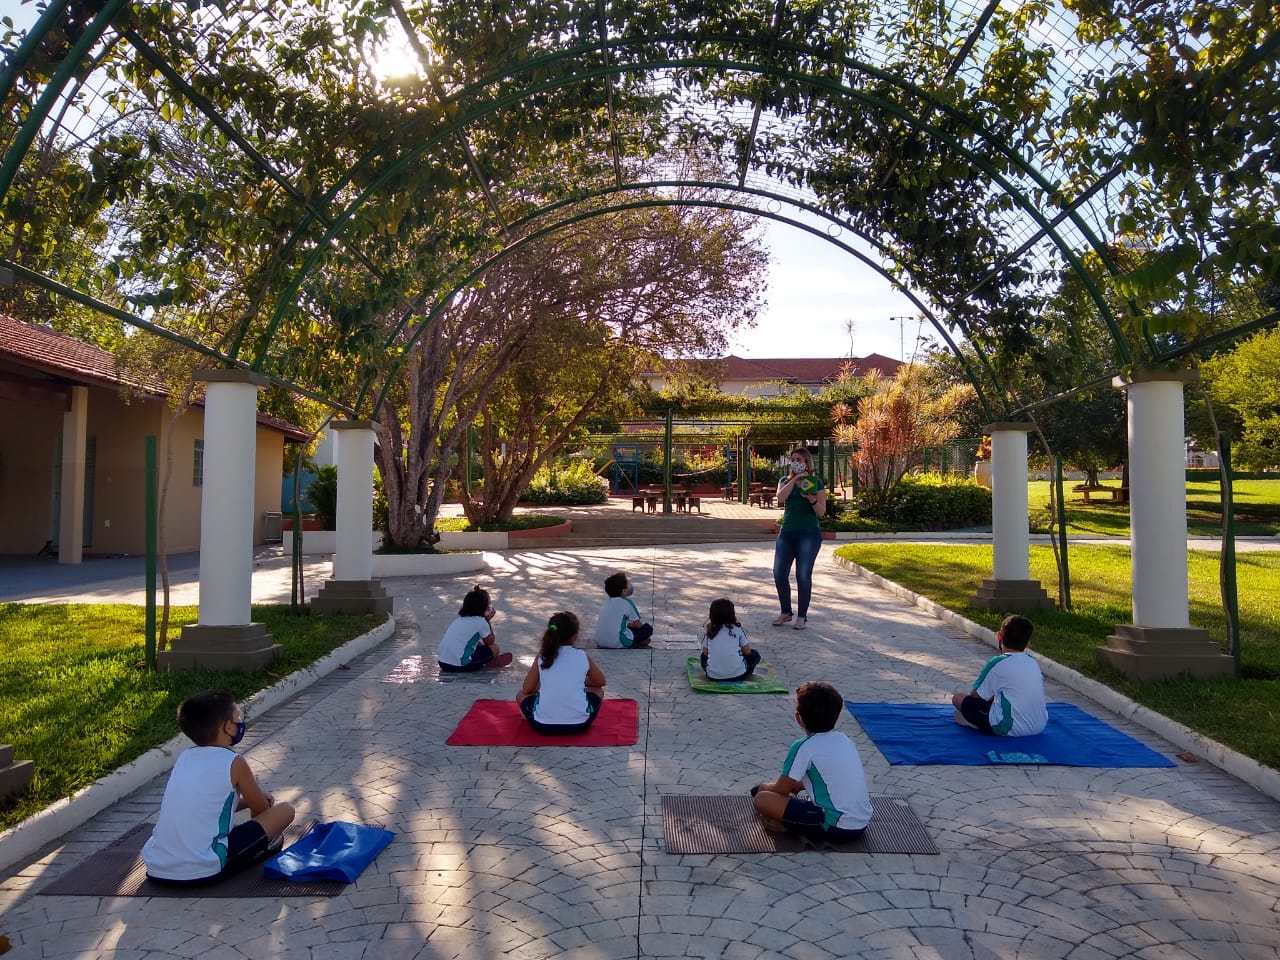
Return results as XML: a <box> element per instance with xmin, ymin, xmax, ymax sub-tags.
<box><xmin>644</xmin><ymin>354</ymin><xmax>902</xmax><ymax>398</ymax></box>
<box><xmin>0</xmin><ymin>315</ymin><xmax>307</xmax><ymax>560</ymax></box>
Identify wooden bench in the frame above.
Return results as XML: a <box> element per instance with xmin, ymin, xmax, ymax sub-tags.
<box><xmin>1077</xmin><ymin>485</ymin><xmax>1128</xmax><ymax>504</ymax></box>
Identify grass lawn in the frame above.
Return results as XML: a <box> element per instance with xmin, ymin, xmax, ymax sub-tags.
<box><xmin>1028</xmin><ymin>479</ymin><xmax>1280</xmax><ymax>536</ymax></box>
<box><xmin>0</xmin><ymin>604</ymin><xmax>383</xmax><ymax>833</ymax></box>
<box><xmin>833</xmin><ymin>543</ymin><xmax>1280</xmax><ymax>770</ymax></box>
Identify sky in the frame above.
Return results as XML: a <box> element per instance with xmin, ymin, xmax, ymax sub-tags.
<box><xmin>735</xmin><ymin>220</ymin><xmax>922</xmax><ymax>363</ymax></box>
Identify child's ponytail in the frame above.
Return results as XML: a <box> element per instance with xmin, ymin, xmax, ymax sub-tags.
<box><xmin>539</xmin><ymin>611</ymin><xmax>580</xmax><ymax>669</ymax></box>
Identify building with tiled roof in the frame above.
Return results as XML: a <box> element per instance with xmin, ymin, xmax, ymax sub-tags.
<box><xmin>1</xmin><ymin>314</ymin><xmax>306</xmax><ymax>560</ymax></box>
<box><xmin>645</xmin><ymin>353</ymin><xmax>902</xmax><ymax>398</ymax></box>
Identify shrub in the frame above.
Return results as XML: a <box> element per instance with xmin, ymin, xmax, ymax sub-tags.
<box><xmin>522</xmin><ymin>459</ymin><xmax>610</xmax><ymax>505</ymax></box>
<box><xmin>306</xmin><ymin>465</ymin><xmax>338</xmax><ymax>530</ymax></box>
<box><xmin>851</xmin><ymin>473</ymin><xmax>991</xmax><ymax>530</ymax></box>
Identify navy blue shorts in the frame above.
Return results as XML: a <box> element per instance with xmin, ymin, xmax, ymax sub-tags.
<box><xmin>146</xmin><ymin>820</ymin><xmax>271</xmax><ymax>886</ymax></box>
<box><xmin>782</xmin><ymin>797</ymin><xmax>867</xmax><ymax>843</ymax></box>
<box><xmin>519</xmin><ymin>692</ymin><xmax>603</xmax><ymax>735</ymax></box>
<box><xmin>959</xmin><ymin>694</ymin><xmax>996</xmax><ymax>735</ymax></box>
<box><xmin>439</xmin><ymin>643</ymin><xmax>495</xmax><ymax>672</ymax></box>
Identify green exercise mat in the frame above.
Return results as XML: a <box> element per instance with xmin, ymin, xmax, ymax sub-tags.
<box><xmin>685</xmin><ymin>656</ymin><xmax>788</xmax><ymax>694</ymax></box>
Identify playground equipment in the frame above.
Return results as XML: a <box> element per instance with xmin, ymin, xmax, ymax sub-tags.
<box><xmin>610</xmin><ymin>445</ymin><xmax>641</xmax><ymax>493</ymax></box>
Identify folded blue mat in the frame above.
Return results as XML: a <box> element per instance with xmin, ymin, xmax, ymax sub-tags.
<box><xmin>844</xmin><ymin>702</ymin><xmax>1175</xmax><ymax>767</ymax></box>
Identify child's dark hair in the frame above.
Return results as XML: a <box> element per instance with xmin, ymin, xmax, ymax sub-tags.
<box><xmin>704</xmin><ymin>597</ymin><xmax>740</xmax><ymax>639</ymax></box>
<box><xmin>999</xmin><ymin>614</ymin><xmax>1034</xmax><ymax>651</ymax></box>
<box><xmin>603</xmin><ymin>572</ymin><xmax>628</xmax><ymax>598</ymax></box>
<box><xmin>177</xmin><ymin>689</ymin><xmax>237</xmax><ymax>746</ymax></box>
<box><xmin>539</xmin><ymin>611</ymin><xmax>580</xmax><ymax>669</ymax></box>
<box><xmin>459</xmin><ymin>585</ymin><xmax>490</xmax><ymax>617</ymax></box>
<box><xmin>795</xmin><ymin>681</ymin><xmax>843</xmax><ymax>733</ymax></box>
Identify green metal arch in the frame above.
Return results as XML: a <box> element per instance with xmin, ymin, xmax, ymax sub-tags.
<box><xmin>359</xmin><ymin>195</ymin><xmax>1001</xmax><ymax>422</ymax></box>
<box><xmin>355</xmin><ymin>179</ymin><xmax>1004</xmax><ymax>419</ymax></box>
<box><xmin>253</xmin><ymin>37</ymin><xmax>1133</xmax><ymax>372</ymax></box>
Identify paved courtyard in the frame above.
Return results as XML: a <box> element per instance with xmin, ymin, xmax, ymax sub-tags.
<box><xmin>2</xmin><ymin>542</ymin><xmax>1279</xmax><ymax>958</ymax></box>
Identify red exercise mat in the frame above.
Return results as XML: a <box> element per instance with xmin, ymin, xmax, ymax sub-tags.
<box><xmin>446</xmin><ymin>698</ymin><xmax>639</xmax><ymax>746</ymax></box>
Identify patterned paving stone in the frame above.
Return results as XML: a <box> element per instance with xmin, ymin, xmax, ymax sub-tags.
<box><xmin>2</xmin><ymin>544</ymin><xmax>1278</xmax><ymax>959</ymax></box>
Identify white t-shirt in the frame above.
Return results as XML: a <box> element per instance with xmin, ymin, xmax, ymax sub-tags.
<box><xmin>593</xmin><ymin>595</ymin><xmax>641</xmax><ymax>648</ymax></box>
<box><xmin>703</xmin><ymin>624</ymin><xmax>751</xmax><ymax>679</ymax></box>
<box><xmin>438</xmin><ymin>615</ymin><xmax>492</xmax><ymax>666</ymax></box>
<box><xmin>142</xmin><ymin>746</ymin><xmax>238</xmax><ymax>880</ymax></box>
<box><xmin>974</xmin><ymin>651</ymin><xmax>1048</xmax><ymax>736</ymax></box>
<box><xmin>532</xmin><ymin>647</ymin><xmax>592</xmax><ymax>725</ymax></box>
<box><xmin>782</xmin><ymin>731</ymin><xmax>873</xmax><ymax>830</ymax></box>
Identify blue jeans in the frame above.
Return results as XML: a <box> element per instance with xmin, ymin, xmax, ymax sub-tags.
<box><xmin>773</xmin><ymin>527</ymin><xmax>823</xmax><ymax>618</ymax></box>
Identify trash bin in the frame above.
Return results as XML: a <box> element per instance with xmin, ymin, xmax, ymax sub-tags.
<box><xmin>263</xmin><ymin>511</ymin><xmax>283</xmax><ymax>544</ymax></box>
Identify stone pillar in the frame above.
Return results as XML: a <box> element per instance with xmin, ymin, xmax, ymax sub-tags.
<box><xmin>1096</xmin><ymin>369</ymin><xmax>1232</xmax><ymax>680</ymax></box>
<box><xmin>311</xmin><ymin>420</ymin><xmax>393</xmax><ymax>616</ymax></box>
<box><xmin>971</xmin><ymin>422</ymin><xmax>1053</xmax><ymax>611</ymax></box>
<box><xmin>57</xmin><ymin>385</ymin><xmax>88</xmax><ymax>564</ymax></box>
<box><xmin>161</xmin><ymin>370</ymin><xmax>282</xmax><ymax>672</ymax></box>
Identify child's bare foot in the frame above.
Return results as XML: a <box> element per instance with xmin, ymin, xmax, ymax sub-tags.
<box><xmin>954</xmin><ymin>708</ymin><xmax>977</xmax><ymax>728</ymax></box>
<box><xmin>759</xmin><ymin>815</ymin><xmax>787</xmax><ymax>833</ymax></box>
<box><xmin>485</xmin><ymin>652</ymin><xmax>514</xmax><ymax>668</ymax></box>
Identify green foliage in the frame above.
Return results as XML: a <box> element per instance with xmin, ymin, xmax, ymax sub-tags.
<box><xmin>849</xmin><ymin>473</ymin><xmax>992</xmax><ymax>530</ymax></box>
<box><xmin>305</xmin><ymin>465</ymin><xmax>338</xmax><ymax>530</ymax></box>
<box><xmin>1028</xmin><ymin>479</ymin><xmax>1280</xmax><ymax>537</ymax></box>
<box><xmin>833</xmin><ymin>543</ymin><xmax>1280</xmax><ymax>769</ymax></box>
<box><xmin>1199</xmin><ymin>328</ymin><xmax>1280</xmax><ymax>470</ymax></box>
<box><xmin>0</xmin><ymin>603</ymin><xmax>381</xmax><ymax>832</ymax></box>
<box><xmin>435</xmin><ymin>513</ymin><xmax>565</xmax><ymax>532</ymax></box>
<box><xmin>521</xmin><ymin>459</ymin><xmax>610</xmax><ymax>506</ymax></box>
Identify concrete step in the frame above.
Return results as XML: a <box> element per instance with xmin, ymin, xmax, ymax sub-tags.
<box><xmin>0</xmin><ymin>746</ymin><xmax>34</xmax><ymax>802</ymax></box>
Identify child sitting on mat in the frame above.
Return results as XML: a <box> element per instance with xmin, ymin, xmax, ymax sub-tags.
<box><xmin>438</xmin><ymin>585</ymin><xmax>513</xmax><ymax>671</ymax></box>
<box><xmin>517</xmin><ymin>611</ymin><xmax>607</xmax><ymax>734</ymax></box>
<box><xmin>951</xmin><ymin>614</ymin><xmax>1047</xmax><ymax>736</ymax></box>
<box><xmin>752</xmin><ymin>681</ymin><xmax>873</xmax><ymax>842</ymax></box>
<box><xmin>701</xmin><ymin>597</ymin><xmax>762</xmax><ymax>681</ymax></box>
<box><xmin>142</xmin><ymin>689</ymin><xmax>296</xmax><ymax>885</ymax></box>
<box><xmin>591</xmin><ymin>571</ymin><xmax>653</xmax><ymax>648</ymax></box>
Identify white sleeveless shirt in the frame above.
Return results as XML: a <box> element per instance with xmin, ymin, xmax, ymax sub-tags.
<box><xmin>533</xmin><ymin>647</ymin><xmax>591</xmax><ymax>725</ymax></box>
<box><xmin>142</xmin><ymin>746</ymin><xmax>237</xmax><ymax>880</ymax></box>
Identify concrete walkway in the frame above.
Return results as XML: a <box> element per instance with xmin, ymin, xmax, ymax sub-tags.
<box><xmin>2</xmin><ymin>543</ymin><xmax>1279</xmax><ymax>959</ymax></box>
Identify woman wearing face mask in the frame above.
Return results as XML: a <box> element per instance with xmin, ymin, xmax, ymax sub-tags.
<box><xmin>772</xmin><ymin>446</ymin><xmax>827</xmax><ymax>630</ymax></box>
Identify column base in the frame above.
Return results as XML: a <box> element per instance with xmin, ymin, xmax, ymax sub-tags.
<box><xmin>0</xmin><ymin>744</ymin><xmax>34</xmax><ymax>802</ymax></box>
<box><xmin>160</xmin><ymin>622</ymin><xmax>282</xmax><ymax>673</ymax></box>
<box><xmin>1096</xmin><ymin>624</ymin><xmax>1234</xmax><ymax>682</ymax></box>
<box><xmin>310</xmin><ymin>578</ymin><xmax>394</xmax><ymax>616</ymax></box>
<box><xmin>970</xmin><ymin>579</ymin><xmax>1055</xmax><ymax>612</ymax></box>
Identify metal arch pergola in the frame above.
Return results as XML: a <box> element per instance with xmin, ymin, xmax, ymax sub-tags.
<box><xmin>3</xmin><ymin>0</ymin><xmax>1278</xmax><ymax>423</ymax></box>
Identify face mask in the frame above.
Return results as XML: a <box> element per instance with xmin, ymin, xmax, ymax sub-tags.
<box><xmin>790</xmin><ymin>460</ymin><xmax>805</xmax><ymax>473</ymax></box>
<box><xmin>230</xmin><ymin>720</ymin><xmax>246</xmax><ymax>746</ymax></box>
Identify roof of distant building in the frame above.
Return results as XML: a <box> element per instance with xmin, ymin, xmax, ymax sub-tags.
<box><xmin>0</xmin><ymin>314</ymin><xmax>309</xmax><ymax>440</ymax></box>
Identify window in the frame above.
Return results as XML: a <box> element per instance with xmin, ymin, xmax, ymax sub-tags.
<box><xmin>193</xmin><ymin>439</ymin><xmax>203</xmax><ymax>487</ymax></box>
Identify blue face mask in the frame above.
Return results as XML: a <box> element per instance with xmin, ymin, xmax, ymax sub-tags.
<box><xmin>230</xmin><ymin>720</ymin><xmax>246</xmax><ymax>746</ymax></box>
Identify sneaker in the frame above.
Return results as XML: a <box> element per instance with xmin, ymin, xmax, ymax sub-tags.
<box><xmin>792</xmin><ymin>617</ymin><xmax>806</xmax><ymax>630</ymax></box>
<box><xmin>771</xmin><ymin>613</ymin><xmax>793</xmax><ymax>626</ymax></box>
<box><xmin>484</xmin><ymin>652</ymin><xmax>514</xmax><ymax>668</ymax></box>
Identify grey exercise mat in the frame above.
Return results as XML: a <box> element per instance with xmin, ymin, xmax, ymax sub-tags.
<box><xmin>661</xmin><ymin>794</ymin><xmax>938</xmax><ymax>855</ymax></box>
<box><xmin>39</xmin><ymin>820</ymin><xmax>346</xmax><ymax>897</ymax></box>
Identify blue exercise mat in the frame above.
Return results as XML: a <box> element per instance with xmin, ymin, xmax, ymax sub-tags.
<box><xmin>844</xmin><ymin>702</ymin><xmax>1175</xmax><ymax>767</ymax></box>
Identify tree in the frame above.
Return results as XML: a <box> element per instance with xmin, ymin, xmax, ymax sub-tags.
<box><xmin>839</xmin><ymin>366</ymin><xmax>974</xmax><ymax>510</ymax></box>
<box><xmin>1198</xmin><ymin>328</ymin><xmax>1280</xmax><ymax>470</ymax></box>
<box><xmin>374</xmin><ymin>198</ymin><xmax>768</xmax><ymax>543</ymax></box>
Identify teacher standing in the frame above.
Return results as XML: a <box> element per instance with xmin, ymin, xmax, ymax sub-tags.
<box><xmin>772</xmin><ymin>446</ymin><xmax>827</xmax><ymax>631</ymax></box>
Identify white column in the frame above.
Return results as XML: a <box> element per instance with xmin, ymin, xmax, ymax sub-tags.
<box><xmin>196</xmin><ymin>371</ymin><xmax>265</xmax><ymax>626</ymax></box>
<box><xmin>58</xmin><ymin>385</ymin><xmax>88</xmax><ymax>564</ymax></box>
<box><xmin>990</xmin><ymin>423</ymin><xmax>1031</xmax><ymax>581</ymax></box>
<box><xmin>332</xmin><ymin>421</ymin><xmax>376</xmax><ymax>581</ymax></box>
<box><xmin>1117</xmin><ymin>370</ymin><xmax>1194</xmax><ymax>628</ymax></box>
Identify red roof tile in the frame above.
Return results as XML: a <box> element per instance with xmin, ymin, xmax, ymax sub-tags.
<box><xmin>0</xmin><ymin>314</ymin><xmax>309</xmax><ymax>440</ymax></box>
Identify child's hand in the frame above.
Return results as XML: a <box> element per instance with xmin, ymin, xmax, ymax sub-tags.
<box><xmin>484</xmin><ymin>605</ymin><xmax>496</xmax><ymax>621</ymax></box>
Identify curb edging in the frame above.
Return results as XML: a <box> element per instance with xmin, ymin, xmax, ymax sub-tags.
<box><xmin>833</xmin><ymin>555</ymin><xmax>1280</xmax><ymax>804</ymax></box>
<box><xmin>0</xmin><ymin>615</ymin><xmax>396</xmax><ymax>875</ymax></box>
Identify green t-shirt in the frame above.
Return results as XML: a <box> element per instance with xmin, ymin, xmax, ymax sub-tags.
<box><xmin>780</xmin><ymin>475</ymin><xmax>825</xmax><ymax>531</ymax></box>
